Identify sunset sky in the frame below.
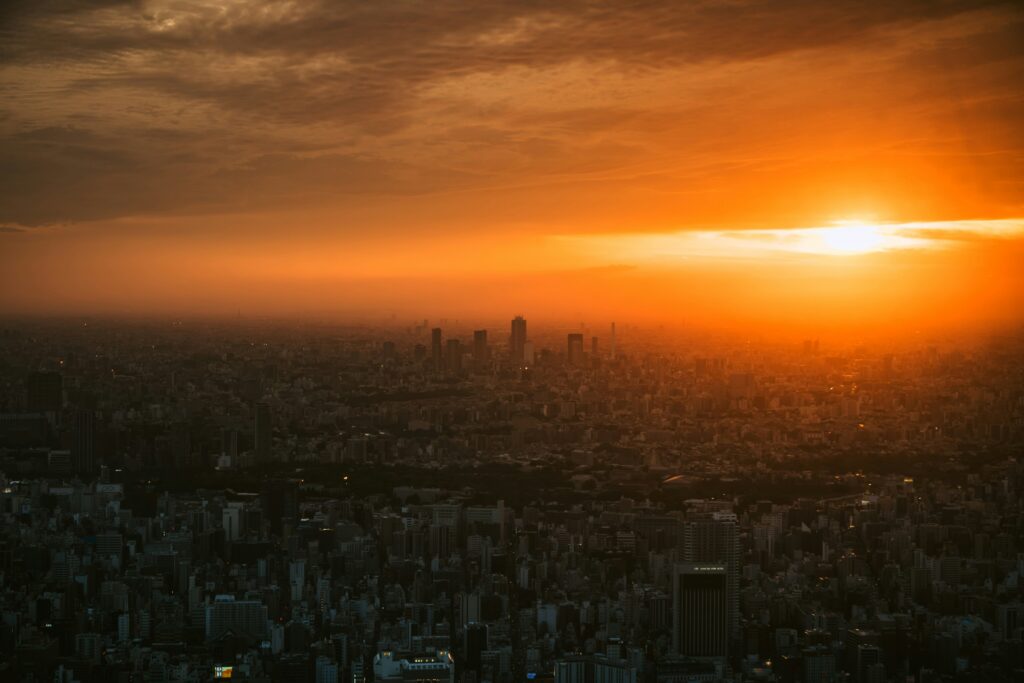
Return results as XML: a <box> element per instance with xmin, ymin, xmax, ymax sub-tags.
<box><xmin>1</xmin><ymin>0</ymin><xmax>1023</xmax><ymax>333</ymax></box>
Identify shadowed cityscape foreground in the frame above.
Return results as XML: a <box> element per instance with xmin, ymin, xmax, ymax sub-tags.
<box><xmin>0</xmin><ymin>317</ymin><xmax>1022</xmax><ymax>682</ymax></box>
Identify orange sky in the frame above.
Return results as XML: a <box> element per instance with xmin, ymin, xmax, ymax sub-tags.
<box><xmin>1</xmin><ymin>0</ymin><xmax>1023</xmax><ymax>335</ymax></box>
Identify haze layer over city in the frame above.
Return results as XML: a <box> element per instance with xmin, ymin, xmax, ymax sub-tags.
<box><xmin>1</xmin><ymin>1</ymin><xmax>1024</xmax><ymax>682</ymax></box>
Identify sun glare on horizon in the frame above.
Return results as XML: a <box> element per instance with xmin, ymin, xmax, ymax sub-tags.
<box><xmin>557</xmin><ymin>217</ymin><xmax>999</xmax><ymax>264</ymax></box>
<box><xmin>817</xmin><ymin>220</ymin><xmax>886</xmax><ymax>255</ymax></box>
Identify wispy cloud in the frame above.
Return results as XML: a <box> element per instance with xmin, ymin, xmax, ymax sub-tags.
<box><xmin>555</xmin><ymin>219</ymin><xmax>1024</xmax><ymax>263</ymax></box>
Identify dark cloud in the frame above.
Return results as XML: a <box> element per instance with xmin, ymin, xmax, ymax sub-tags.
<box><xmin>3</xmin><ymin>0</ymin><xmax>1017</xmax><ymax>123</ymax></box>
<box><xmin>0</xmin><ymin>0</ymin><xmax>1022</xmax><ymax>226</ymax></box>
<box><xmin>2</xmin><ymin>1</ymin><xmax>1015</xmax><ymax>64</ymax></box>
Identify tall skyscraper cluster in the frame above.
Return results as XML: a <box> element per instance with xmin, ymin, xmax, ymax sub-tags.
<box><xmin>416</xmin><ymin>315</ymin><xmax>624</xmax><ymax>374</ymax></box>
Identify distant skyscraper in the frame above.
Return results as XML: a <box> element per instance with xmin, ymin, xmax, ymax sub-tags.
<box><xmin>255</xmin><ymin>402</ymin><xmax>271</xmax><ymax>461</ymax></box>
<box><xmin>72</xmin><ymin>409</ymin><xmax>96</xmax><ymax>475</ymax></box>
<box><xmin>431</xmin><ymin>327</ymin><xmax>444</xmax><ymax>371</ymax></box>
<box><xmin>591</xmin><ymin>336</ymin><xmax>599</xmax><ymax>356</ymax></box>
<box><xmin>473</xmin><ymin>330</ymin><xmax>488</xmax><ymax>365</ymax></box>
<box><xmin>567</xmin><ymin>333</ymin><xmax>585</xmax><ymax>366</ymax></box>
<box><xmin>522</xmin><ymin>340</ymin><xmax>535</xmax><ymax>366</ymax></box>
<box><xmin>610</xmin><ymin>322</ymin><xmax>616</xmax><ymax>359</ymax></box>
<box><xmin>26</xmin><ymin>371</ymin><xmax>62</xmax><ymax>413</ymax></box>
<box><xmin>510</xmin><ymin>316</ymin><xmax>527</xmax><ymax>364</ymax></box>
<box><xmin>222</xmin><ymin>428</ymin><xmax>239</xmax><ymax>459</ymax></box>
<box><xmin>672</xmin><ymin>563</ymin><xmax>729</xmax><ymax>659</ymax></box>
<box><xmin>446</xmin><ymin>338</ymin><xmax>462</xmax><ymax>373</ymax></box>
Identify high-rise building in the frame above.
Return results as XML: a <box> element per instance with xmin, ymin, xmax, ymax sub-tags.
<box><xmin>567</xmin><ymin>333</ymin><xmax>585</xmax><ymax>367</ymax></box>
<box><xmin>446</xmin><ymin>339</ymin><xmax>462</xmax><ymax>373</ymax></box>
<box><xmin>205</xmin><ymin>596</ymin><xmax>268</xmax><ymax>644</ymax></box>
<box><xmin>682</xmin><ymin>512</ymin><xmax>740</xmax><ymax>640</ymax></box>
<box><xmin>591</xmin><ymin>336</ymin><xmax>599</xmax><ymax>357</ymax></box>
<box><xmin>430</xmin><ymin>524</ymin><xmax>452</xmax><ymax>559</ymax></box>
<box><xmin>26</xmin><ymin>371</ymin><xmax>62</xmax><ymax>413</ymax></box>
<box><xmin>222</xmin><ymin>428</ymin><xmax>239</xmax><ymax>459</ymax></box>
<box><xmin>255</xmin><ymin>402</ymin><xmax>271</xmax><ymax>461</ymax></box>
<box><xmin>554</xmin><ymin>657</ymin><xmax>588</xmax><ymax>683</ymax></box>
<box><xmin>472</xmin><ymin>330</ymin><xmax>488</xmax><ymax>366</ymax></box>
<box><xmin>463</xmin><ymin>623</ymin><xmax>488</xmax><ymax>680</ymax></box>
<box><xmin>222</xmin><ymin>505</ymin><xmax>242</xmax><ymax>542</ymax></box>
<box><xmin>431</xmin><ymin>328</ymin><xmax>444</xmax><ymax>371</ymax></box>
<box><xmin>802</xmin><ymin>646</ymin><xmax>835</xmax><ymax>683</ymax></box>
<box><xmin>117</xmin><ymin>613</ymin><xmax>131</xmax><ymax>643</ymax></box>
<box><xmin>317</xmin><ymin>656</ymin><xmax>340</xmax><ymax>683</ymax></box>
<box><xmin>263</xmin><ymin>480</ymin><xmax>298</xmax><ymax>534</ymax></box>
<box><xmin>333</xmin><ymin>633</ymin><xmax>350</xmax><ymax>671</ymax></box>
<box><xmin>510</xmin><ymin>316</ymin><xmax>527</xmax><ymax>364</ymax></box>
<box><xmin>373</xmin><ymin>650</ymin><xmax>454</xmax><ymax>683</ymax></box>
<box><xmin>672</xmin><ymin>563</ymin><xmax>729</xmax><ymax>659</ymax></box>
<box><xmin>610</xmin><ymin>322</ymin><xmax>616</xmax><ymax>359</ymax></box>
<box><xmin>72</xmin><ymin>409</ymin><xmax>96</xmax><ymax>475</ymax></box>
<box><xmin>856</xmin><ymin>645</ymin><xmax>883</xmax><ymax>683</ymax></box>
<box><xmin>75</xmin><ymin>633</ymin><xmax>102</xmax><ymax>663</ymax></box>
<box><xmin>593</xmin><ymin>657</ymin><xmax>637</xmax><ymax>683</ymax></box>
<box><xmin>554</xmin><ymin>655</ymin><xmax>637</xmax><ymax>683</ymax></box>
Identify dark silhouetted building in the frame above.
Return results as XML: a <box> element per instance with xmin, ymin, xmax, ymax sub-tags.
<box><xmin>510</xmin><ymin>316</ymin><xmax>527</xmax><ymax>365</ymax></box>
<box><xmin>446</xmin><ymin>339</ymin><xmax>462</xmax><ymax>374</ymax></box>
<box><xmin>682</xmin><ymin>513</ymin><xmax>739</xmax><ymax>640</ymax></box>
<box><xmin>72</xmin><ymin>409</ymin><xmax>96</xmax><ymax>475</ymax></box>
<box><xmin>567</xmin><ymin>334</ymin><xmax>585</xmax><ymax>367</ymax></box>
<box><xmin>432</xmin><ymin>328</ymin><xmax>444</xmax><ymax>371</ymax></box>
<box><xmin>672</xmin><ymin>563</ymin><xmax>728</xmax><ymax>660</ymax></box>
<box><xmin>473</xmin><ymin>330</ymin><xmax>488</xmax><ymax>366</ymax></box>
<box><xmin>463</xmin><ymin>623</ymin><xmax>487</xmax><ymax>680</ymax></box>
<box><xmin>262</xmin><ymin>481</ymin><xmax>298</xmax><ymax>534</ymax></box>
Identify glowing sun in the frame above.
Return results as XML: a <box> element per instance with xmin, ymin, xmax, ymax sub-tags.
<box><xmin>818</xmin><ymin>221</ymin><xmax>886</xmax><ymax>255</ymax></box>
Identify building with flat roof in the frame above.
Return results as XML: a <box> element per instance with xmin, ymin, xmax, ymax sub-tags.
<box><xmin>373</xmin><ymin>650</ymin><xmax>454</xmax><ymax>683</ymax></box>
